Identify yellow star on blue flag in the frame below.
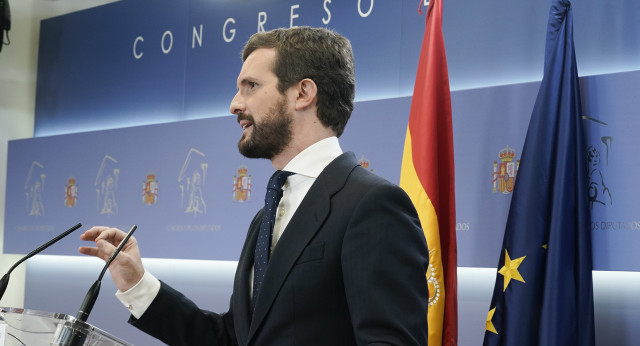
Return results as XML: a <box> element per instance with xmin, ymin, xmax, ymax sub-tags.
<box><xmin>497</xmin><ymin>250</ymin><xmax>526</xmax><ymax>291</ymax></box>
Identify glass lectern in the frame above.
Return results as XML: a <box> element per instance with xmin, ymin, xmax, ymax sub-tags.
<box><xmin>0</xmin><ymin>307</ymin><xmax>132</xmax><ymax>346</ymax></box>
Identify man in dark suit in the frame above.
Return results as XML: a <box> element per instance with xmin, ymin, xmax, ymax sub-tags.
<box><xmin>79</xmin><ymin>27</ymin><xmax>429</xmax><ymax>345</ymax></box>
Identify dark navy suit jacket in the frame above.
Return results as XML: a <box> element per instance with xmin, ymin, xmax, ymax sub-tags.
<box><xmin>131</xmin><ymin>152</ymin><xmax>429</xmax><ymax>345</ymax></box>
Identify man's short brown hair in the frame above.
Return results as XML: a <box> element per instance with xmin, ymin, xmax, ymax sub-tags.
<box><xmin>242</xmin><ymin>27</ymin><xmax>355</xmax><ymax>137</ymax></box>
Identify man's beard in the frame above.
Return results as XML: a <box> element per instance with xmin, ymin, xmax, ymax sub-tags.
<box><xmin>237</xmin><ymin>97</ymin><xmax>293</xmax><ymax>159</ymax></box>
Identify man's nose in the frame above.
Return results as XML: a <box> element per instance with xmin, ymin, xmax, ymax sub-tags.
<box><xmin>230</xmin><ymin>92</ymin><xmax>245</xmax><ymax>115</ymax></box>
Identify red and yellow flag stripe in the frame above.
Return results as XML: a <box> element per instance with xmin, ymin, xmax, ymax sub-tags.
<box><xmin>399</xmin><ymin>0</ymin><xmax>457</xmax><ymax>345</ymax></box>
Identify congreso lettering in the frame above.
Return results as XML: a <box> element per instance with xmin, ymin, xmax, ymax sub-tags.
<box><xmin>132</xmin><ymin>0</ymin><xmax>375</xmax><ymax>59</ymax></box>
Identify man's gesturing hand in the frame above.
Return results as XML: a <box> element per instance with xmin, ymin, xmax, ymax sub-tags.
<box><xmin>79</xmin><ymin>226</ymin><xmax>145</xmax><ymax>292</ymax></box>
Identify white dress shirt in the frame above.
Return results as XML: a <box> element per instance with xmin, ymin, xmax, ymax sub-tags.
<box><xmin>116</xmin><ymin>137</ymin><xmax>343</xmax><ymax>318</ymax></box>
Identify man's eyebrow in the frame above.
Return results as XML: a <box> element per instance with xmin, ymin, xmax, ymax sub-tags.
<box><xmin>238</xmin><ymin>77</ymin><xmax>254</xmax><ymax>86</ymax></box>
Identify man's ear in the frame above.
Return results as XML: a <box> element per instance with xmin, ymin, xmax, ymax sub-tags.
<box><xmin>295</xmin><ymin>78</ymin><xmax>317</xmax><ymax>111</ymax></box>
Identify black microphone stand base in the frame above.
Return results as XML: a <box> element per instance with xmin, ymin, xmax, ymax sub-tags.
<box><xmin>52</xmin><ymin>321</ymin><xmax>89</xmax><ymax>346</ymax></box>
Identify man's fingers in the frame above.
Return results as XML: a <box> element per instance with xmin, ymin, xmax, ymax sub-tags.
<box><xmin>96</xmin><ymin>239</ymin><xmax>118</xmax><ymax>261</ymax></box>
<box><xmin>78</xmin><ymin>238</ymin><xmax>118</xmax><ymax>261</ymax></box>
<box><xmin>80</xmin><ymin>226</ymin><xmax>111</xmax><ymax>241</ymax></box>
<box><xmin>82</xmin><ymin>226</ymin><xmax>126</xmax><ymax>246</ymax></box>
<box><xmin>78</xmin><ymin>246</ymin><xmax>99</xmax><ymax>257</ymax></box>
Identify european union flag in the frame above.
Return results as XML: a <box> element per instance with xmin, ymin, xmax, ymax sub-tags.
<box><xmin>483</xmin><ymin>1</ymin><xmax>595</xmax><ymax>345</ymax></box>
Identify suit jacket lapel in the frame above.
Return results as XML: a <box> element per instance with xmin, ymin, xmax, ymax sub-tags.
<box><xmin>233</xmin><ymin>210</ymin><xmax>263</xmax><ymax>346</ymax></box>
<box><xmin>247</xmin><ymin>152</ymin><xmax>359</xmax><ymax>341</ymax></box>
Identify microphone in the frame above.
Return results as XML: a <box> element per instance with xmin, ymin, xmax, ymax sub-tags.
<box><xmin>0</xmin><ymin>222</ymin><xmax>82</xmax><ymax>302</ymax></box>
<box><xmin>76</xmin><ymin>224</ymin><xmax>138</xmax><ymax>323</ymax></box>
<box><xmin>52</xmin><ymin>225</ymin><xmax>138</xmax><ymax>346</ymax></box>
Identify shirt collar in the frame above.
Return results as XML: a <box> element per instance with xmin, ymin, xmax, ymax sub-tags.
<box><xmin>283</xmin><ymin>137</ymin><xmax>342</xmax><ymax>179</ymax></box>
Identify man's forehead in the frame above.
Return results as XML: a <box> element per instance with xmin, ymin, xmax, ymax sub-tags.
<box><xmin>243</xmin><ymin>48</ymin><xmax>276</xmax><ymax>71</ymax></box>
<box><xmin>237</xmin><ymin>48</ymin><xmax>277</xmax><ymax>81</ymax></box>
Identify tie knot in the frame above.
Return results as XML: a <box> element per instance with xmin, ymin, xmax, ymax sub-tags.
<box><xmin>268</xmin><ymin>170</ymin><xmax>294</xmax><ymax>190</ymax></box>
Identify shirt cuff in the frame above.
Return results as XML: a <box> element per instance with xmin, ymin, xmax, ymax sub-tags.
<box><xmin>115</xmin><ymin>271</ymin><xmax>161</xmax><ymax>319</ymax></box>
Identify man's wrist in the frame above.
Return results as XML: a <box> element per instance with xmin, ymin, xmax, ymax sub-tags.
<box><xmin>115</xmin><ymin>271</ymin><xmax>161</xmax><ymax>319</ymax></box>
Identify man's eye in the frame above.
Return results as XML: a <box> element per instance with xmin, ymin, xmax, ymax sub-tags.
<box><xmin>248</xmin><ymin>82</ymin><xmax>257</xmax><ymax>89</ymax></box>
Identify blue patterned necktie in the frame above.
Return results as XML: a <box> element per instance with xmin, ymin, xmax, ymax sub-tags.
<box><xmin>252</xmin><ymin>170</ymin><xmax>294</xmax><ymax>309</ymax></box>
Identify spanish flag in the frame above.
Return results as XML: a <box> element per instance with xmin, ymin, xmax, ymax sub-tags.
<box><xmin>399</xmin><ymin>0</ymin><xmax>457</xmax><ymax>345</ymax></box>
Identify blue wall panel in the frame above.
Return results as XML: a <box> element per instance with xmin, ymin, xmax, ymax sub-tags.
<box><xmin>9</xmin><ymin>71</ymin><xmax>640</xmax><ymax>270</ymax></box>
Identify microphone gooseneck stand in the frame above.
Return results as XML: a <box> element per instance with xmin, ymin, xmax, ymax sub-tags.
<box><xmin>53</xmin><ymin>225</ymin><xmax>138</xmax><ymax>346</ymax></box>
<box><xmin>0</xmin><ymin>223</ymin><xmax>82</xmax><ymax>303</ymax></box>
